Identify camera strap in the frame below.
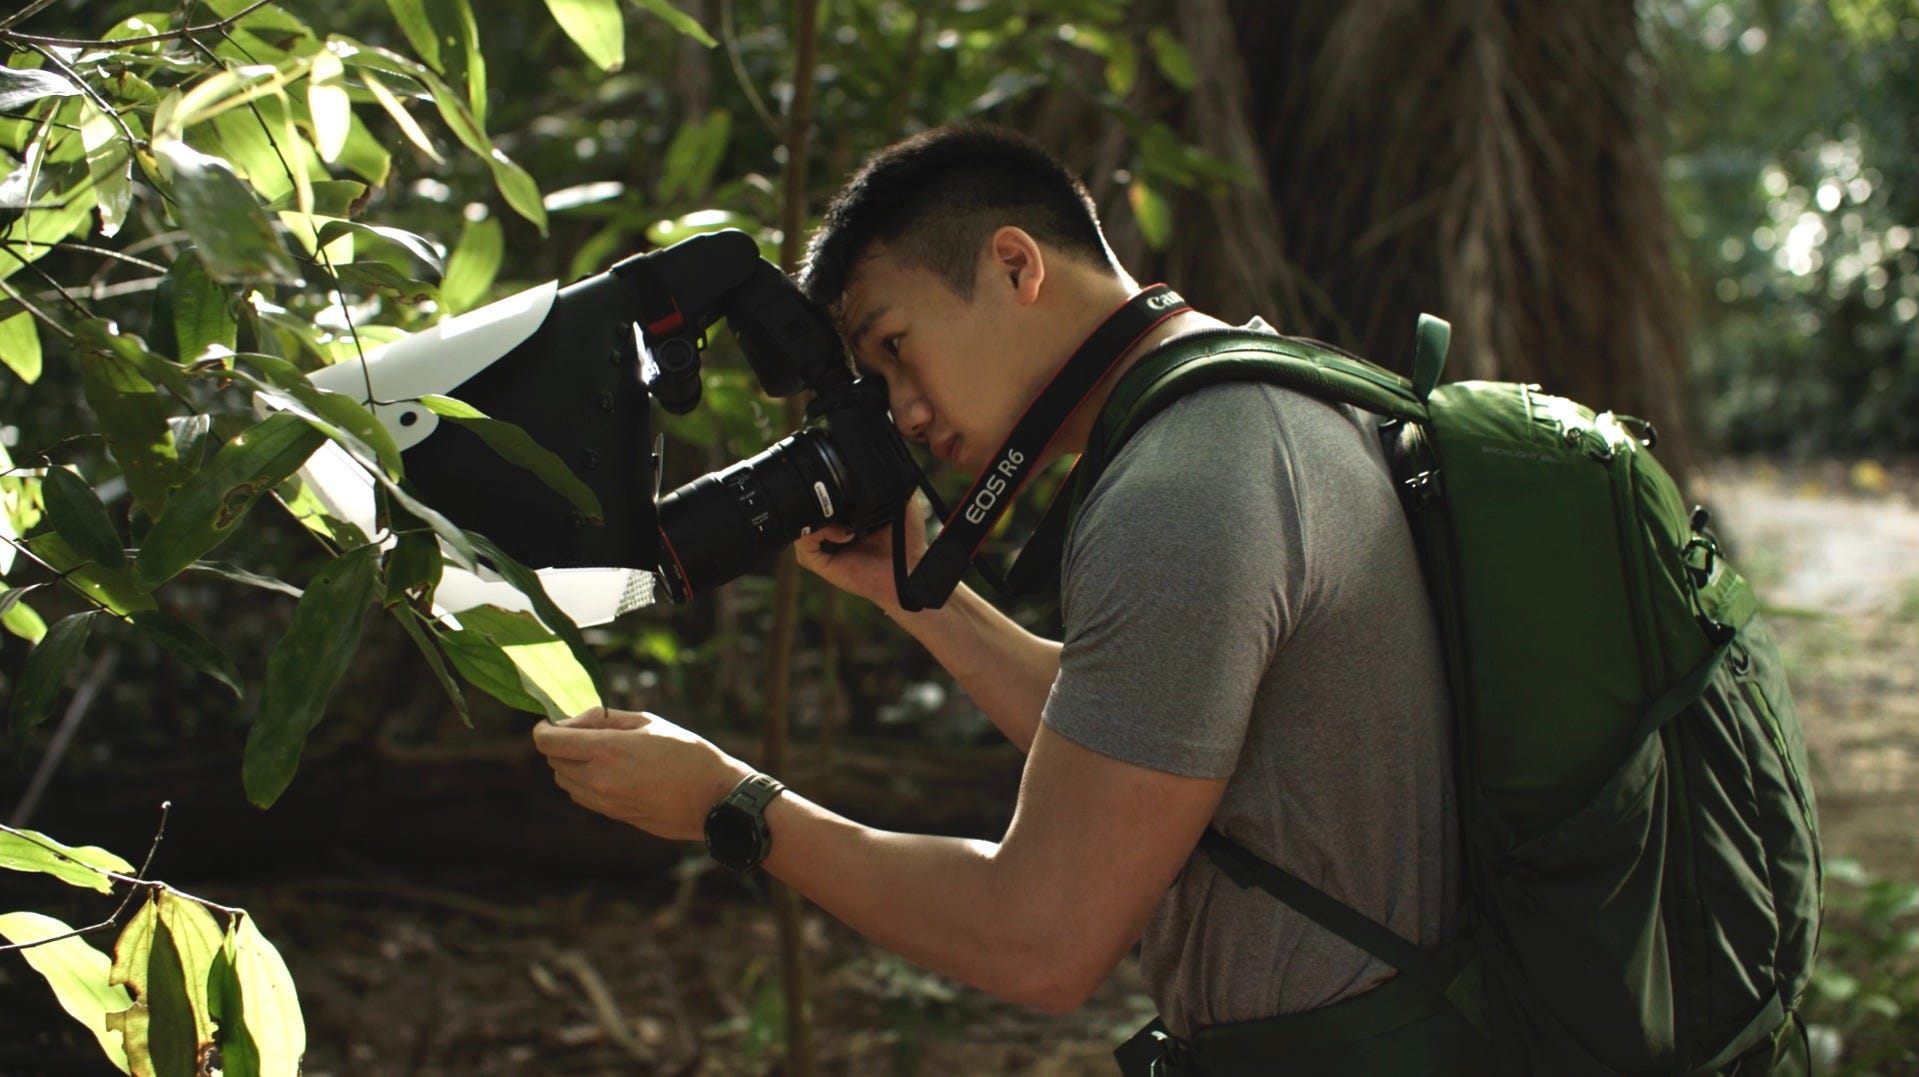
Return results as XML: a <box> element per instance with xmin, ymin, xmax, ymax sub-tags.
<box><xmin>893</xmin><ymin>284</ymin><xmax>1190</xmax><ymax>611</ymax></box>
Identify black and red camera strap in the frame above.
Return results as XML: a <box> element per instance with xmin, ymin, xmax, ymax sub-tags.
<box><xmin>893</xmin><ymin>284</ymin><xmax>1190</xmax><ymax>612</ymax></box>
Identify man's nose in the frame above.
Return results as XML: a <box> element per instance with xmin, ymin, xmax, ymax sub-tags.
<box><xmin>891</xmin><ymin>388</ymin><xmax>932</xmax><ymax>441</ymax></box>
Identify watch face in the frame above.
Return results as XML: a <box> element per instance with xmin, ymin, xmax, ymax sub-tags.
<box><xmin>705</xmin><ymin>803</ymin><xmax>763</xmax><ymax>869</ymax></box>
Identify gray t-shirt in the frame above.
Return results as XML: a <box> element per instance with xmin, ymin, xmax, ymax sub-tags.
<box><xmin>1041</xmin><ymin>356</ymin><xmax>1461</xmax><ymax>1037</ymax></box>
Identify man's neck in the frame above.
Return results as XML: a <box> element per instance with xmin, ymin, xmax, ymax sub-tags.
<box><xmin>1051</xmin><ymin>300</ymin><xmax>1231</xmax><ymax>459</ymax></box>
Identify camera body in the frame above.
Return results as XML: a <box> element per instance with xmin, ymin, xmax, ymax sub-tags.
<box><xmin>299</xmin><ymin>229</ymin><xmax>918</xmax><ymax>622</ymax></box>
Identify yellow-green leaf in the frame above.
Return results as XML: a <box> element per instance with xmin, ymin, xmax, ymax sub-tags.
<box><xmin>0</xmin><ymin>828</ymin><xmax>134</xmax><ymax>893</ymax></box>
<box><xmin>0</xmin><ymin>911</ymin><xmax>132</xmax><ymax>1073</ymax></box>
<box><xmin>438</xmin><ymin>214</ymin><xmax>502</xmax><ymax>313</ymax></box>
<box><xmin>544</xmin><ymin>0</ymin><xmax>625</xmax><ymax>71</ymax></box>
<box><xmin>633</xmin><ymin>0</ymin><xmax>715</xmax><ymax>47</ymax></box>
<box><xmin>233</xmin><ymin>913</ymin><xmax>303</xmax><ymax>1077</ymax></box>
<box><xmin>0</xmin><ymin>310</ymin><xmax>41</xmax><ymax>383</ymax></box>
<box><xmin>306</xmin><ymin>49</ymin><xmax>351</xmax><ymax>163</ymax></box>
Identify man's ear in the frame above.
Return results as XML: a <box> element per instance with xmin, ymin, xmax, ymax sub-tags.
<box><xmin>986</xmin><ymin>226</ymin><xmax>1044</xmax><ymax>306</ymax></box>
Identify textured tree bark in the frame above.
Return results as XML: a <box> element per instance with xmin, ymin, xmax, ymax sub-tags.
<box><xmin>1033</xmin><ymin>0</ymin><xmax>1696</xmax><ymax>472</ymax></box>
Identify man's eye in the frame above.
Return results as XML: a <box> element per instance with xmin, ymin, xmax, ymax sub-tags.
<box><xmin>882</xmin><ymin>335</ymin><xmax>901</xmax><ymax>357</ymax></box>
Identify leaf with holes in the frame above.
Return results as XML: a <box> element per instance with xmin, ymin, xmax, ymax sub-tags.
<box><xmin>0</xmin><ymin>828</ymin><xmax>134</xmax><ymax>893</ymax></box>
<box><xmin>135</xmin><ymin>414</ymin><xmax>326</xmax><ymax>590</ymax></box>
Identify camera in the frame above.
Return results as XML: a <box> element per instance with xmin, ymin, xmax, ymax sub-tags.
<box><xmin>299</xmin><ymin>229</ymin><xmax>920</xmax><ymax>623</ymax></box>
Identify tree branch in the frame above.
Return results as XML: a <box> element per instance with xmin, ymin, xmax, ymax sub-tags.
<box><xmin>0</xmin><ymin>0</ymin><xmax>274</xmax><ymax>49</ymax></box>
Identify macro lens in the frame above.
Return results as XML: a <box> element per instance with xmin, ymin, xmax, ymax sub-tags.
<box><xmin>654</xmin><ymin>427</ymin><xmax>849</xmax><ymax>601</ymax></box>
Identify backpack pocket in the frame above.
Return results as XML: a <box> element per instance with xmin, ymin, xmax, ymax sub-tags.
<box><xmin>1483</xmin><ymin>730</ymin><xmax>1676</xmax><ymax>1074</ymax></box>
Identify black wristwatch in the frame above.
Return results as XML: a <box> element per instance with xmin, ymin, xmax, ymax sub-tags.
<box><xmin>704</xmin><ymin>773</ymin><xmax>786</xmax><ymax>872</ymax></box>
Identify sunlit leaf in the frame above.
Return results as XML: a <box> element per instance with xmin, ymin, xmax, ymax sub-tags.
<box><xmin>24</xmin><ymin>534</ymin><xmax>156</xmax><ymax>617</ymax></box>
<box><xmin>633</xmin><ymin>0</ymin><xmax>716</xmax><ymax>47</ymax></box>
<box><xmin>8</xmin><ymin>611</ymin><xmax>95</xmax><ymax>751</ymax></box>
<box><xmin>163</xmin><ymin>251</ymin><xmax>237</xmax><ymax>365</ymax></box>
<box><xmin>228</xmin><ymin>357</ymin><xmax>406</xmax><ymax>481</ymax></box>
<box><xmin>232</xmin><ymin>913</ymin><xmax>303</xmax><ymax>1077</ymax></box>
<box><xmin>130</xmin><ymin>611</ymin><xmax>243</xmax><ymax>697</ymax></box>
<box><xmin>449</xmin><ymin>605</ymin><xmax>597</xmax><ymax>720</ymax></box>
<box><xmin>0</xmin><ymin>310</ymin><xmax>42</xmax><ymax>383</ymax></box>
<box><xmin>1105</xmin><ymin>38</ymin><xmax>1139</xmax><ymax>97</ymax></box>
<box><xmin>0</xmin><ymin>828</ymin><xmax>134</xmax><ymax>893</ymax></box>
<box><xmin>155</xmin><ymin>893</ymin><xmax>222</xmax><ymax>1051</ymax></box>
<box><xmin>461</xmin><ymin>535</ymin><xmax>603</xmax><ymax>709</ymax></box>
<box><xmin>306</xmin><ymin>48</ymin><xmax>351</xmax><ymax>162</ymax></box>
<box><xmin>143</xmin><ymin>919</ymin><xmax>199</xmax><ymax>1077</ymax></box>
<box><xmin>314</xmin><ymin>220</ymin><xmax>444</xmax><ymax>280</ymax></box>
<box><xmin>154</xmin><ymin>141</ymin><xmax>302</xmax><ymax>286</ymax></box>
<box><xmin>544</xmin><ymin>0</ymin><xmax>626</xmax><ymax>71</ymax></box>
<box><xmin>0</xmin><ymin>68</ymin><xmax>82</xmax><ymax>113</ymax></box>
<box><xmin>244</xmin><ymin>543</ymin><xmax>379</xmax><ymax>807</ymax></box>
<box><xmin>106</xmin><ymin>897</ymin><xmax>160</xmax><ymax>1077</ymax></box>
<box><xmin>135</xmin><ymin>415</ymin><xmax>326</xmax><ymax>590</ymax></box>
<box><xmin>1128</xmin><ymin>178</ymin><xmax>1172</xmax><ymax>250</ymax></box>
<box><xmin>0</xmin><ymin>912</ymin><xmax>132</xmax><ymax>1073</ymax></box>
<box><xmin>77</xmin><ymin>101</ymin><xmax>131</xmax><ymax>239</ymax></box>
<box><xmin>2</xmin><ymin>596</ymin><xmax>47</xmax><ymax>642</ymax></box>
<box><xmin>420</xmin><ymin>396</ymin><xmax>602</xmax><ymax>520</ymax></box>
<box><xmin>437</xmin><ymin>625</ymin><xmax>548</xmax><ymax>714</ymax></box>
<box><xmin>42</xmin><ymin>466</ymin><xmax>126</xmax><ymax>569</ymax></box>
<box><xmin>438</xmin><ymin>215</ymin><xmax>502</xmax><ymax>313</ymax></box>
<box><xmin>358</xmin><ymin>69</ymin><xmax>444</xmax><ymax>165</ymax></box>
<box><xmin>263</xmin><ymin>180</ymin><xmax>368</xmax><ymax>217</ymax></box>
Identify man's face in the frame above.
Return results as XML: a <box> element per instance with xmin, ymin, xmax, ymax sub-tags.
<box><xmin>836</xmin><ymin>244</ymin><xmax>1041</xmax><ymax>476</ymax></box>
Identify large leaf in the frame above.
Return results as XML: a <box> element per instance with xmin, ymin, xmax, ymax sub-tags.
<box><xmin>27</xmin><ymin>534</ymin><xmax>158</xmax><ymax>618</ymax></box>
<box><xmin>232</xmin><ymin>913</ymin><xmax>303</xmax><ymax>1077</ymax></box>
<box><xmin>154</xmin><ymin>141</ymin><xmax>302</xmax><ymax>286</ymax></box>
<box><xmin>8</xmin><ymin>611</ymin><xmax>95</xmax><ymax>751</ymax></box>
<box><xmin>437</xmin><ymin>214</ymin><xmax>502</xmax><ymax>313</ymax></box>
<box><xmin>544</xmin><ymin>0</ymin><xmax>625</xmax><ymax>71</ymax></box>
<box><xmin>244</xmin><ymin>543</ymin><xmax>379</xmax><ymax>807</ymax></box>
<box><xmin>130</xmin><ymin>611</ymin><xmax>243</xmax><ymax>697</ymax></box>
<box><xmin>142</xmin><ymin>919</ymin><xmax>198</xmax><ymax>1077</ymax></box>
<box><xmin>305</xmin><ymin>48</ymin><xmax>351</xmax><ymax>163</ymax></box>
<box><xmin>78</xmin><ymin>100</ymin><xmax>131</xmax><ymax>239</ymax></box>
<box><xmin>446</xmin><ymin>607</ymin><xmax>598</xmax><ymax>720</ymax></box>
<box><xmin>356</xmin><ymin>69</ymin><xmax>445</xmax><ymax>165</ymax></box>
<box><xmin>154</xmin><ymin>251</ymin><xmax>238</xmax><ymax>364</ymax></box>
<box><xmin>0</xmin><ymin>310</ymin><xmax>41</xmax><ymax>383</ymax></box>
<box><xmin>42</xmin><ymin>466</ymin><xmax>126</xmax><ymax>569</ymax></box>
<box><xmin>0</xmin><ymin>828</ymin><xmax>135</xmax><ymax>893</ymax></box>
<box><xmin>314</xmin><ymin>220</ymin><xmax>444</xmax><ymax>281</ymax></box>
<box><xmin>395</xmin><ymin>609</ymin><xmax>470</xmax><ymax>726</ymax></box>
<box><xmin>0</xmin><ymin>68</ymin><xmax>83</xmax><ymax>113</ymax></box>
<box><xmin>420</xmin><ymin>396</ymin><xmax>601</xmax><ymax>520</ymax></box>
<box><xmin>155</xmin><ymin>893</ymin><xmax>222</xmax><ymax>1050</ymax></box>
<box><xmin>451</xmin><ymin>542</ymin><xmax>603</xmax><ymax>715</ymax></box>
<box><xmin>383</xmin><ymin>0</ymin><xmax>443</xmax><ymax>71</ymax></box>
<box><xmin>75</xmin><ymin>343</ymin><xmax>177</xmax><ymax>515</ymax></box>
<box><xmin>135</xmin><ymin>414</ymin><xmax>326</xmax><ymax>590</ymax></box>
<box><xmin>0</xmin><ymin>912</ymin><xmax>132</xmax><ymax>1073</ymax></box>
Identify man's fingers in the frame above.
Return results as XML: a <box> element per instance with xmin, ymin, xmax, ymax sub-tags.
<box><xmin>558</xmin><ymin>706</ymin><xmax>652</xmax><ymax>730</ymax></box>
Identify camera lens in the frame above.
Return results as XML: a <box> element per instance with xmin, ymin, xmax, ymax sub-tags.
<box><xmin>655</xmin><ymin>427</ymin><xmax>849</xmax><ymax>601</ymax></box>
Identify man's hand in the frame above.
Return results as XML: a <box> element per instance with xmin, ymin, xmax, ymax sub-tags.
<box><xmin>794</xmin><ymin>492</ymin><xmax>929</xmax><ymax>612</ymax></box>
<box><xmin>532</xmin><ymin>708</ymin><xmax>753</xmax><ymax>841</ymax></box>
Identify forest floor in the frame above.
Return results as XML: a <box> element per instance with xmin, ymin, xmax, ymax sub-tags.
<box><xmin>7</xmin><ymin>456</ymin><xmax>1918</xmax><ymax>1076</ymax></box>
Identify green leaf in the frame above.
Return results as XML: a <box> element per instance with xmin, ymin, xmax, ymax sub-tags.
<box><xmin>1127</xmin><ymin>178</ymin><xmax>1172</xmax><ymax>251</ymax></box>
<box><xmin>9</xmin><ymin>611</ymin><xmax>95</xmax><ymax>751</ymax></box>
<box><xmin>43</xmin><ymin>466</ymin><xmax>126</xmax><ymax>569</ymax></box>
<box><xmin>0</xmin><ymin>828</ymin><xmax>135</xmax><ymax>893</ymax></box>
<box><xmin>75</xmin><ymin>346</ymin><xmax>177</xmax><ymax>515</ymax></box>
<box><xmin>78</xmin><ymin>100</ymin><xmax>131</xmax><ymax>239</ymax></box>
<box><xmin>544</xmin><ymin>0</ymin><xmax>626</xmax><ymax>71</ymax></box>
<box><xmin>144</xmin><ymin>919</ymin><xmax>199</xmax><ymax>1077</ymax></box>
<box><xmin>383</xmin><ymin>0</ymin><xmax>443</xmax><ymax>71</ymax></box>
<box><xmin>633</xmin><ymin>0</ymin><xmax>716</xmax><ymax>47</ymax></box>
<box><xmin>24</xmin><ymin>534</ymin><xmax>157</xmax><ymax>617</ymax></box>
<box><xmin>449</xmin><ymin>605</ymin><xmax>597</xmax><ymax>720</ymax></box>
<box><xmin>206</xmin><ymin>943</ymin><xmax>259</xmax><ymax>1077</ymax></box>
<box><xmin>154</xmin><ymin>141</ymin><xmax>303</xmax><ymax>286</ymax></box>
<box><xmin>171</xmin><ymin>415</ymin><xmax>213</xmax><ymax>471</ymax></box>
<box><xmin>420</xmin><ymin>397</ymin><xmax>602</xmax><ymax>520</ymax></box>
<box><xmin>0</xmin><ymin>912</ymin><xmax>132</xmax><ymax>1073</ymax></box>
<box><xmin>461</xmin><ymin>534</ymin><xmax>603</xmax><ymax>711</ymax></box>
<box><xmin>382</xmin><ymin>529</ymin><xmax>443</xmax><ymax>608</ymax></box>
<box><xmin>136</xmin><ymin>414</ymin><xmax>326</xmax><ymax>590</ymax></box>
<box><xmin>130</xmin><ymin>611</ymin><xmax>243</xmax><ymax>697</ymax></box>
<box><xmin>263</xmin><ymin>180</ymin><xmax>368</xmax><ymax>216</ymax></box>
<box><xmin>1</xmin><ymin>596</ymin><xmax>46</xmax><ymax>642</ymax></box>
<box><xmin>162</xmin><ymin>251</ymin><xmax>239</xmax><ymax>366</ymax></box>
<box><xmin>438</xmin><ymin>215</ymin><xmax>502</xmax><ymax>313</ymax></box>
<box><xmin>1105</xmin><ymin>38</ymin><xmax>1139</xmax><ymax>97</ymax></box>
<box><xmin>0</xmin><ymin>310</ymin><xmax>41</xmax><ymax>383</ymax></box>
<box><xmin>356</xmin><ymin>68</ymin><xmax>445</xmax><ymax>165</ymax></box>
<box><xmin>184</xmin><ymin>560</ymin><xmax>303</xmax><ymax>598</ymax></box>
<box><xmin>1146</xmin><ymin>28</ymin><xmax>1196</xmax><ymax>91</ymax></box>
<box><xmin>155</xmin><ymin>893</ymin><xmax>222</xmax><ymax>1050</ymax></box>
<box><xmin>314</xmin><ymin>220</ymin><xmax>444</xmax><ymax>280</ymax></box>
<box><xmin>244</xmin><ymin>543</ymin><xmax>379</xmax><ymax>807</ymax></box>
<box><xmin>0</xmin><ymin>68</ymin><xmax>82</xmax><ymax>113</ymax></box>
<box><xmin>437</xmin><ymin>625</ymin><xmax>547</xmax><ymax>714</ymax></box>
<box><xmin>231</xmin><ymin>913</ymin><xmax>303</xmax><ymax>1075</ymax></box>
<box><xmin>395</xmin><ymin>609</ymin><xmax>470</xmax><ymax>726</ymax></box>
<box><xmin>229</xmin><ymin>357</ymin><xmax>406</xmax><ymax>481</ymax></box>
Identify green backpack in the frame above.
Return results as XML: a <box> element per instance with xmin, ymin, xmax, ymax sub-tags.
<box><xmin>1066</xmin><ymin>318</ymin><xmax>1822</xmax><ymax>1075</ymax></box>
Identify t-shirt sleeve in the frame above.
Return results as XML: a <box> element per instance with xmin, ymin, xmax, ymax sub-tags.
<box><xmin>1042</xmin><ymin>385</ymin><xmax>1310</xmax><ymax>779</ymax></box>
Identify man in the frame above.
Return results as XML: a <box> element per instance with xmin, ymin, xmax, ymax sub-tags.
<box><xmin>534</xmin><ymin>124</ymin><xmax>1462</xmax><ymax>1068</ymax></box>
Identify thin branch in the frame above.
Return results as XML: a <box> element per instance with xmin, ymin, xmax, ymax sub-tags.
<box><xmin>0</xmin><ymin>0</ymin><xmax>60</xmax><ymax>33</ymax></box>
<box><xmin>0</xmin><ymin>274</ymin><xmax>76</xmax><ymax>341</ymax></box>
<box><xmin>720</xmin><ymin>0</ymin><xmax>781</xmax><ymax>141</ymax></box>
<box><xmin>56</xmin><ymin>242</ymin><xmax>168</xmax><ymax>275</ymax></box>
<box><xmin>26</xmin><ymin>45</ymin><xmax>140</xmax><ymax>150</ymax></box>
<box><xmin>0</xmin><ymin>0</ymin><xmax>273</xmax><ymax>49</ymax></box>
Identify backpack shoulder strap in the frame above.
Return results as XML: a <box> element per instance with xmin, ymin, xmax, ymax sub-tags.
<box><xmin>1004</xmin><ymin>329</ymin><xmax>1426</xmax><ymax>596</ymax></box>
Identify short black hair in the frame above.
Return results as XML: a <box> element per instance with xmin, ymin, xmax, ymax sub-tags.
<box><xmin>800</xmin><ymin>124</ymin><xmax>1112</xmax><ymax>310</ymax></box>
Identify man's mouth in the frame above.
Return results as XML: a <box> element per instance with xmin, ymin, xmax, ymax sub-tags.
<box><xmin>935</xmin><ymin>433</ymin><xmax>961</xmax><ymax>465</ymax></box>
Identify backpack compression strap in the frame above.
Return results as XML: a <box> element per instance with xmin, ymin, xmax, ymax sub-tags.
<box><xmin>1005</xmin><ymin>328</ymin><xmax>1427</xmax><ymax>595</ymax></box>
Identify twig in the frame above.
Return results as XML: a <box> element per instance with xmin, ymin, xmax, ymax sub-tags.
<box><xmin>551</xmin><ymin>950</ymin><xmax>649</xmax><ymax>1060</ymax></box>
<box><xmin>56</xmin><ymin>242</ymin><xmax>168</xmax><ymax>275</ymax></box>
<box><xmin>0</xmin><ymin>0</ymin><xmax>60</xmax><ymax>33</ymax></box>
<box><xmin>0</xmin><ymin>274</ymin><xmax>77</xmax><ymax>341</ymax></box>
<box><xmin>0</xmin><ymin>0</ymin><xmax>273</xmax><ymax>48</ymax></box>
<box><xmin>720</xmin><ymin>0</ymin><xmax>781</xmax><ymax>140</ymax></box>
<box><xmin>9</xmin><ymin>649</ymin><xmax>119</xmax><ymax>828</ymax></box>
<box><xmin>27</xmin><ymin>44</ymin><xmax>140</xmax><ymax>150</ymax></box>
<box><xmin>0</xmin><ymin>802</ymin><xmax>193</xmax><ymax>955</ymax></box>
